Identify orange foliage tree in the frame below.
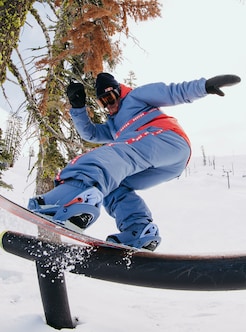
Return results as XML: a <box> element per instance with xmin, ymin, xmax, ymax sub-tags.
<box><xmin>47</xmin><ymin>0</ymin><xmax>161</xmax><ymax>75</ymax></box>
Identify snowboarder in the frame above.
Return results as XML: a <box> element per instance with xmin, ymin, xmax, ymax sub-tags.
<box><xmin>28</xmin><ymin>73</ymin><xmax>241</xmax><ymax>250</ymax></box>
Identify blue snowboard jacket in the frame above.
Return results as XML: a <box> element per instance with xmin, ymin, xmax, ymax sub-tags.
<box><xmin>69</xmin><ymin>79</ymin><xmax>207</xmax><ymax>144</ymax></box>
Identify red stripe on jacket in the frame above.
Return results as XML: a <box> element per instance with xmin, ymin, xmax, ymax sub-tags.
<box><xmin>138</xmin><ymin>114</ymin><xmax>191</xmax><ymax>147</ymax></box>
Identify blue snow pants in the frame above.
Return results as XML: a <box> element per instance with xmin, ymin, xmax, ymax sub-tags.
<box><xmin>56</xmin><ymin>129</ymin><xmax>191</xmax><ymax>231</ymax></box>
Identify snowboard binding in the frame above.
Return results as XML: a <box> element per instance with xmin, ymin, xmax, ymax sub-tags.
<box><xmin>107</xmin><ymin>223</ymin><xmax>161</xmax><ymax>251</ymax></box>
<box><xmin>28</xmin><ymin>187</ymin><xmax>103</xmax><ymax>234</ymax></box>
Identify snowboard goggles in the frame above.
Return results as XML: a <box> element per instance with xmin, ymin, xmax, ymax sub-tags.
<box><xmin>97</xmin><ymin>89</ymin><xmax>120</xmax><ymax>108</ymax></box>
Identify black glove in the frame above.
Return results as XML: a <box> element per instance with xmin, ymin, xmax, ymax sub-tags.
<box><xmin>205</xmin><ymin>75</ymin><xmax>241</xmax><ymax>96</ymax></box>
<box><xmin>66</xmin><ymin>82</ymin><xmax>86</xmax><ymax>108</ymax></box>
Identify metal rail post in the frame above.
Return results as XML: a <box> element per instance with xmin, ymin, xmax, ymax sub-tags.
<box><xmin>35</xmin><ymin>261</ymin><xmax>74</xmax><ymax>329</ymax></box>
<box><xmin>36</xmin><ymin>228</ymin><xmax>75</xmax><ymax>329</ymax></box>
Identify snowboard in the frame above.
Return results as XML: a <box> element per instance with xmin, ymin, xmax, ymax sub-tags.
<box><xmin>0</xmin><ymin>194</ymin><xmax>137</xmax><ymax>251</ymax></box>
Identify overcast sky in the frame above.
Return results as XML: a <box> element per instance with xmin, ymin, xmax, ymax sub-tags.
<box><xmin>1</xmin><ymin>0</ymin><xmax>246</xmax><ymax>157</ymax></box>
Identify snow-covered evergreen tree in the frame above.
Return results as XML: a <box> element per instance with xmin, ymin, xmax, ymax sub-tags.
<box><xmin>0</xmin><ymin>127</ymin><xmax>13</xmax><ymax>189</ymax></box>
<box><xmin>4</xmin><ymin>115</ymin><xmax>22</xmax><ymax>167</ymax></box>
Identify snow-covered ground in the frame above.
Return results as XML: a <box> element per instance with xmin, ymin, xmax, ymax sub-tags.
<box><xmin>0</xmin><ymin>154</ymin><xmax>246</xmax><ymax>331</ymax></box>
